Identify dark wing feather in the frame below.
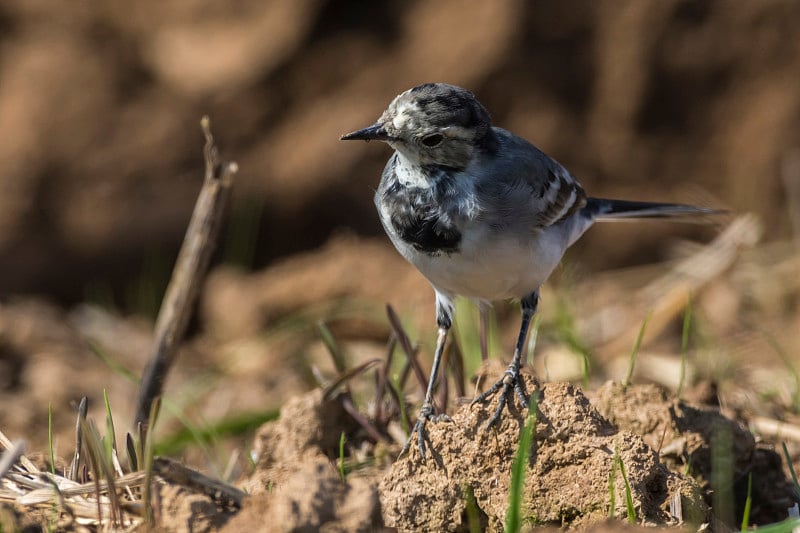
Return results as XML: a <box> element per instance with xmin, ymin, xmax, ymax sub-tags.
<box><xmin>533</xmin><ymin>166</ymin><xmax>587</xmax><ymax>227</ymax></box>
<box><xmin>473</xmin><ymin>128</ymin><xmax>586</xmax><ymax>231</ymax></box>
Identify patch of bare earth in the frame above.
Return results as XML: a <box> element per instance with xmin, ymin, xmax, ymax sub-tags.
<box><xmin>226</xmin><ymin>389</ymin><xmax>383</xmax><ymax>532</ymax></box>
<box><xmin>221</xmin><ymin>360</ymin><xmax>797</xmax><ymax>531</ymax></box>
<box><xmin>593</xmin><ymin>382</ymin><xmax>797</xmax><ymax>525</ymax></box>
<box><xmin>381</xmin><ymin>367</ymin><xmax>706</xmax><ymax>531</ymax></box>
<box><xmin>155</xmin><ymin>483</ymin><xmax>231</xmax><ymax>533</ymax></box>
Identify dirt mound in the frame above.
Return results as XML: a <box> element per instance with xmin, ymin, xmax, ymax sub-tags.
<box><xmin>228</xmin><ymin>370</ymin><xmax>797</xmax><ymax>530</ymax></box>
<box><xmin>594</xmin><ymin>382</ymin><xmax>797</xmax><ymax>525</ymax></box>
<box><xmin>156</xmin><ymin>483</ymin><xmax>232</xmax><ymax>533</ymax></box>
<box><xmin>238</xmin><ymin>389</ymin><xmax>383</xmax><ymax>532</ymax></box>
<box><xmin>247</xmin><ymin>389</ymin><xmax>360</xmax><ymax>484</ymax></box>
<box><xmin>223</xmin><ymin>458</ymin><xmax>381</xmax><ymax>533</ymax></box>
<box><xmin>380</xmin><ymin>375</ymin><xmax>707</xmax><ymax>531</ymax></box>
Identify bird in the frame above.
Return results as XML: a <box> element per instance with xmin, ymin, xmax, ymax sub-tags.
<box><xmin>341</xmin><ymin>82</ymin><xmax>716</xmax><ymax>460</ymax></box>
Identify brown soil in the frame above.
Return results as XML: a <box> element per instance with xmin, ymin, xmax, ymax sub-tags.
<box><xmin>230</xmin><ymin>389</ymin><xmax>384</xmax><ymax>532</ymax></box>
<box><xmin>155</xmin><ymin>483</ymin><xmax>232</xmax><ymax>533</ymax></box>
<box><xmin>381</xmin><ymin>371</ymin><xmax>706</xmax><ymax>531</ymax></box>
<box><xmin>223</xmin><ymin>457</ymin><xmax>382</xmax><ymax>533</ymax></box>
<box><xmin>208</xmin><ymin>364</ymin><xmax>792</xmax><ymax>531</ymax></box>
<box><xmin>593</xmin><ymin>382</ymin><xmax>797</xmax><ymax>525</ymax></box>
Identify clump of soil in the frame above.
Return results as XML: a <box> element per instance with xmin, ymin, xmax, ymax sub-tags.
<box><xmin>380</xmin><ymin>374</ymin><xmax>707</xmax><ymax>531</ymax></box>
<box><xmin>593</xmin><ymin>382</ymin><xmax>798</xmax><ymax>525</ymax></box>
<box><xmin>155</xmin><ymin>483</ymin><xmax>232</xmax><ymax>533</ymax></box>
<box><xmin>235</xmin><ymin>389</ymin><xmax>383</xmax><ymax>532</ymax></box>
<box><xmin>247</xmin><ymin>388</ymin><xmax>361</xmax><ymax>487</ymax></box>
<box><xmin>238</xmin><ymin>371</ymin><xmax>796</xmax><ymax>531</ymax></box>
<box><xmin>223</xmin><ymin>457</ymin><xmax>381</xmax><ymax>533</ymax></box>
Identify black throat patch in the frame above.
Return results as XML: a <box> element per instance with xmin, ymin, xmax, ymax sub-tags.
<box><xmin>381</xmin><ymin>162</ymin><xmax>462</xmax><ymax>255</ymax></box>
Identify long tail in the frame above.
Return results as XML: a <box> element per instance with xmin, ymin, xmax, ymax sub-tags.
<box><xmin>583</xmin><ymin>197</ymin><xmax>721</xmax><ymax>221</ymax></box>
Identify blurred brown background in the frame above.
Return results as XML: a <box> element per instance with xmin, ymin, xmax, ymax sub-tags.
<box><xmin>2</xmin><ymin>0</ymin><xmax>798</xmax><ymax>303</ymax></box>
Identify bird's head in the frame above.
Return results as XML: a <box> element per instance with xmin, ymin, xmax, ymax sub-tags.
<box><xmin>341</xmin><ymin>83</ymin><xmax>495</xmax><ymax>170</ymax></box>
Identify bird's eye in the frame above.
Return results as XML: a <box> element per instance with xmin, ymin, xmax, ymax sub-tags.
<box><xmin>421</xmin><ymin>133</ymin><xmax>444</xmax><ymax>147</ymax></box>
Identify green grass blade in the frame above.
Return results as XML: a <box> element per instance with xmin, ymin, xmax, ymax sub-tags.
<box><xmin>553</xmin><ymin>298</ymin><xmax>592</xmax><ymax>387</ymax></box>
<box><xmin>103</xmin><ymin>389</ymin><xmax>117</xmax><ymax>461</ymax></box>
<box><xmin>89</xmin><ymin>338</ymin><xmax>230</xmax><ymax>470</ymax></box>
<box><xmin>81</xmin><ymin>418</ymin><xmax>122</xmax><ymax>525</ymax></box>
<box><xmin>463</xmin><ymin>485</ymin><xmax>481</xmax><ymax>533</ymax></box>
<box><xmin>781</xmin><ymin>442</ymin><xmax>800</xmax><ymax>498</ymax></box>
<box><xmin>317</xmin><ymin>321</ymin><xmax>347</xmax><ymax>374</ymax></box>
<box><xmin>126</xmin><ymin>432</ymin><xmax>138</xmax><ymax>472</ymax></box>
<box><xmin>741</xmin><ymin>472</ymin><xmax>752</xmax><ymax>531</ymax></box>
<box><xmin>453</xmin><ymin>298</ymin><xmax>481</xmax><ymax>371</ymax></box>
<box><xmin>580</xmin><ymin>352</ymin><xmax>591</xmax><ymax>388</ymax></box>
<box><xmin>623</xmin><ymin>310</ymin><xmax>651</xmax><ymax>388</ymax></box>
<box><xmin>505</xmin><ymin>396</ymin><xmax>537</xmax><ymax>532</ymax></box>
<box><xmin>615</xmin><ymin>445</ymin><xmax>636</xmax><ymax>524</ymax></box>
<box><xmin>150</xmin><ymin>393</ymin><xmax>221</xmax><ymax>472</ymax></box>
<box><xmin>143</xmin><ymin>396</ymin><xmax>161</xmax><ymax>527</ymax></box>
<box><xmin>711</xmin><ymin>423</ymin><xmax>734</xmax><ymax>525</ymax></box>
<box><xmin>746</xmin><ymin>517</ymin><xmax>800</xmax><ymax>533</ymax></box>
<box><xmin>154</xmin><ymin>408</ymin><xmax>278</xmax><ymax>457</ymax></box>
<box><xmin>683</xmin><ymin>453</ymin><xmax>694</xmax><ymax>476</ymax></box>
<box><xmin>87</xmin><ymin>342</ymin><xmax>139</xmax><ymax>384</ymax></box>
<box><xmin>526</xmin><ymin>315</ymin><xmax>542</xmax><ymax>367</ymax></box>
<box><xmin>338</xmin><ymin>431</ymin><xmax>347</xmax><ymax>483</ymax></box>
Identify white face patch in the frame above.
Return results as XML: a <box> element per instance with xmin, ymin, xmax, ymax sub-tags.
<box><xmin>392</xmin><ymin>112</ymin><xmax>411</xmax><ymax>130</ymax></box>
<box><xmin>391</xmin><ymin>100</ymin><xmax>421</xmax><ymax>131</ymax></box>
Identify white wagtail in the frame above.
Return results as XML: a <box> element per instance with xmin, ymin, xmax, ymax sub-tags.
<box><xmin>341</xmin><ymin>82</ymin><xmax>716</xmax><ymax>460</ymax></box>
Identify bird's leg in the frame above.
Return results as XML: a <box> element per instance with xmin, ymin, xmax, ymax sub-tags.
<box><xmin>471</xmin><ymin>291</ymin><xmax>539</xmax><ymax>429</ymax></box>
<box><xmin>479</xmin><ymin>302</ymin><xmax>489</xmax><ymax>362</ymax></box>
<box><xmin>399</xmin><ymin>295</ymin><xmax>453</xmax><ymax>461</ymax></box>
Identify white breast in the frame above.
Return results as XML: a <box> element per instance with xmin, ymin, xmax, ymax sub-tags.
<box><xmin>387</xmin><ymin>218</ymin><xmax>577</xmax><ymax>303</ymax></box>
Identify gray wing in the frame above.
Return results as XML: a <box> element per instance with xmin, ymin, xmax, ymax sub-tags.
<box><xmin>473</xmin><ymin>127</ymin><xmax>586</xmax><ymax>230</ymax></box>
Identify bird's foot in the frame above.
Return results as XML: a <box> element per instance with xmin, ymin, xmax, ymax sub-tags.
<box><xmin>398</xmin><ymin>402</ymin><xmax>451</xmax><ymax>462</ymax></box>
<box><xmin>471</xmin><ymin>362</ymin><xmax>529</xmax><ymax>429</ymax></box>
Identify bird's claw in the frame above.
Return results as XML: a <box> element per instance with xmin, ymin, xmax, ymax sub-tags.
<box><xmin>398</xmin><ymin>403</ymin><xmax>451</xmax><ymax>462</ymax></box>
<box><xmin>471</xmin><ymin>365</ymin><xmax>529</xmax><ymax>430</ymax></box>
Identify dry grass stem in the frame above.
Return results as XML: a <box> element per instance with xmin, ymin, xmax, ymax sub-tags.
<box><xmin>134</xmin><ymin>117</ymin><xmax>239</xmax><ymax>427</ymax></box>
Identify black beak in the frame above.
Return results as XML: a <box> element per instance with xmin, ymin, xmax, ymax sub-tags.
<box><xmin>340</xmin><ymin>123</ymin><xmax>392</xmax><ymax>142</ymax></box>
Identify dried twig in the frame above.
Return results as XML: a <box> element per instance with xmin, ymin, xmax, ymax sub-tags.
<box><xmin>134</xmin><ymin>117</ymin><xmax>238</xmax><ymax>428</ymax></box>
<box><xmin>374</xmin><ymin>335</ymin><xmax>397</xmax><ymax>423</ymax></box>
<box><xmin>322</xmin><ymin>359</ymin><xmax>382</xmax><ymax>400</ymax></box>
<box><xmin>448</xmin><ymin>337</ymin><xmax>467</xmax><ymax>399</ymax></box>
<box><xmin>13</xmin><ymin>471</ymin><xmax>146</xmax><ymax>503</ymax></box>
<box><xmin>386</xmin><ymin>305</ymin><xmax>427</xmax><ymax>391</ymax></box>
<box><xmin>152</xmin><ymin>457</ymin><xmax>246</xmax><ymax>509</ymax></box>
